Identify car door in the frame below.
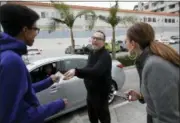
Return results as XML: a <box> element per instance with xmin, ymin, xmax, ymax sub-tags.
<box><xmin>30</xmin><ymin>61</ymin><xmax>67</xmax><ymax>105</ymax></box>
<box><xmin>59</xmin><ymin>58</ymin><xmax>87</xmax><ymax>109</ymax></box>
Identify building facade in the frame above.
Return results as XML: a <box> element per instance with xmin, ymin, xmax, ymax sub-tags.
<box><xmin>134</xmin><ymin>1</ymin><xmax>179</xmax><ymax>14</ymax></box>
<box><xmin>1</xmin><ymin>1</ymin><xmax>178</xmax><ymax>39</ymax></box>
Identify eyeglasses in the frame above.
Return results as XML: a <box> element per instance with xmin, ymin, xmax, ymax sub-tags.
<box><xmin>30</xmin><ymin>27</ymin><xmax>40</xmax><ymax>34</ymax></box>
<box><xmin>91</xmin><ymin>36</ymin><xmax>104</xmax><ymax>41</ymax></box>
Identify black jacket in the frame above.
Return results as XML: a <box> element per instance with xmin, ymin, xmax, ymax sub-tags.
<box><xmin>75</xmin><ymin>47</ymin><xmax>112</xmax><ymax>97</ymax></box>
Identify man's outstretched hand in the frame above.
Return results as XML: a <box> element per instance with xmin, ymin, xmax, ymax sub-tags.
<box><xmin>63</xmin><ymin>69</ymin><xmax>75</xmax><ymax>80</ymax></box>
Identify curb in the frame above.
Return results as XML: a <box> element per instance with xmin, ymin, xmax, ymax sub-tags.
<box><xmin>124</xmin><ymin>65</ymin><xmax>135</xmax><ymax>70</ymax></box>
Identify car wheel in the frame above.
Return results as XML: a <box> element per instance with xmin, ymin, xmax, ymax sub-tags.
<box><xmin>108</xmin><ymin>82</ymin><xmax>117</xmax><ymax>104</ymax></box>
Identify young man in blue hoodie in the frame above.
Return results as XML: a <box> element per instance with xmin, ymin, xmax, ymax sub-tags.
<box><xmin>0</xmin><ymin>4</ymin><xmax>67</xmax><ymax>123</ymax></box>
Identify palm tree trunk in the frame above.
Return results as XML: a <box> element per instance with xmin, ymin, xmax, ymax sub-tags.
<box><xmin>70</xmin><ymin>28</ymin><xmax>75</xmax><ymax>54</ymax></box>
<box><xmin>111</xmin><ymin>27</ymin><xmax>116</xmax><ymax>59</ymax></box>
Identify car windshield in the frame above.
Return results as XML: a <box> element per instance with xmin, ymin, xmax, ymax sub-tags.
<box><xmin>171</xmin><ymin>36</ymin><xmax>179</xmax><ymax>39</ymax></box>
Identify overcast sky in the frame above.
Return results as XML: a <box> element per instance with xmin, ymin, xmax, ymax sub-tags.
<box><xmin>17</xmin><ymin>0</ymin><xmax>138</xmax><ymax>10</ymax></box>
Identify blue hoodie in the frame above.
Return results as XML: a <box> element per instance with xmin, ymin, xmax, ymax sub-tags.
<box><xmin>0</xmin><ymin>33</ymin><xmax>65</xmax><ymax>123</ymax></box>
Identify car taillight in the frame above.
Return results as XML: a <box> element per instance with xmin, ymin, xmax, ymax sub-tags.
<box><xmin>117</xmin><ymin>64</ymin><xmax>124</xmax><ymax>68</ymax></box>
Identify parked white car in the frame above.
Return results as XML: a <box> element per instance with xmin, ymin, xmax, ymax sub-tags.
<box><xmin>27</xmin><ymin>47</ymin><xmax>42</xmax><ymax>55</ymax></box>
<box><xmin>170</xmin><ymin>35</ymin><xmax>180</xmax><ymax>43</ymax></box>
<box><xmin>26</xmin><ymin>55</ymin><xmax>125</xmax><ymax>121</ymax></box>
<box><xmin>157</xmin><ymin>38</ymin><xmax>176</xmax><ymax>44</ymax></box>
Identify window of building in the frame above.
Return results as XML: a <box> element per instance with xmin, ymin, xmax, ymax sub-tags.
<box><xmin>160</xmin><ymin>1</ymin><xmax>164</xmax><ymax>4</ymax></box>
<box><xmin>153</xmin><ymin>18</ymin><xmax>156</xmax><ymax>22</ymax></box>
<box><xmin>51</xmin><ymin>12</ymin><xmax>55</xmax><ymax>17</ymax></box>
<box><xmin>144</xmin><ymin>17</ymin><xmax>147</xmax><ymax>22</ymax></box>
<box><xmin>172</xmin><ymin>19</ymin><xmax>175</xmax><ymax>23</ymax></box>
<box><xmin>60</xmin><ymin>13</ymin><xmax>64</xmax><ymax>18</ymax></box>
<box><xmin>165</xmin><ymin>18</ymin><xmax>168</xmax><ymax>23</ymax></box>
<box><xmin>169</xmin><ymin>4</ymin><xmax>175</xmax><ymax>9</ymax></box>
<box><xmin>160</xmin><ymin>8</ymin><xmax>164</xmax><ymax>11</ymax></box>
<box><xmin>145</xmin><ymin>5</ymin><xmax>149</xmax><ymax>9</ymax></box>
<box><xmin>152</xmin><ymin>2</ymin><xmax>158</xmax><ymax>7</ymax></box>
<box><xmin>168</xmin><ymin>18</ymin><xmax>171</xmax><ymax>23</ymax></box>
<box><xmin>45</xmin><ymin>12</ymin><xmax>49</xmax><ymax>18</ymax></box>
<box><xmin>85</xmin><ymin>15</ymin><xmax>88</xmax><ymax>20</ymax></box>
<box><xmin>148</xmin><ymin>17</ymin><xmax>151</xmax><ymax>22</ymax></box>
<box><xmin>41</xmin><ymin>12</ymin><xmax>46</xmax><ymax>18</ymax></box>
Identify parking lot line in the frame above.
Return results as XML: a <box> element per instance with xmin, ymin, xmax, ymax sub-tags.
<box><xmin>111</xmin><ymin>101</ymin><xmax>130</xmax><ymax>109</ymax></box>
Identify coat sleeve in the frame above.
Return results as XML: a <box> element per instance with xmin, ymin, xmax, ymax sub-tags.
<box><xmin>32</xmin><ymin>77</ymin><xmax>53</xmax><ymax>93</ymax></box>
<box><xmin>75</xmin><ymin>53</ymin><xmax>111</xmax><ymax>78</ymax></box>
<box><xmin>143</xmin><ymin>60</ymin><xmax>179</xmax><ymax>123</ymax></box>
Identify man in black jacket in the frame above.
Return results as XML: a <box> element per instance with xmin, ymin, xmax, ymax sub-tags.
<box><xmin>64</xmin><ymin>30</ymin><xmax>112</xmax><ymax>123</ymax></box>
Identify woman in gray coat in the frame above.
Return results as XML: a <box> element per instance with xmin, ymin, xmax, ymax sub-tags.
<box><xmin>125</xmin><ymin>22</ymin><xmax>180</xmax><ymax>123</ymax></box>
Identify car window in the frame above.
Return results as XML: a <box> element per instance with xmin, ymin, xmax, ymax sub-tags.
<box><xmin>30</xmin><ymin>62</ymin><xmax>58</xmax><ymax>83</ymax></box>
<box><xmin>61</xmin><ymin>59</ymin><xmax>87</xmax><ymax>73</ymax></box>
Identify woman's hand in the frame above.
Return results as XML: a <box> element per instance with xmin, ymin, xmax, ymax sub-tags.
<box><xmin>125</xmin><ymin>90</ymin><xmax>141</xmax><ymax>101</ymax></box>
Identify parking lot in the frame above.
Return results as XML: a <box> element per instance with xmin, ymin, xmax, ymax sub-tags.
<box><xmin>46</xmin><ymin>68</ymin><xmax>147</xmax><ymax>123</ymax></box>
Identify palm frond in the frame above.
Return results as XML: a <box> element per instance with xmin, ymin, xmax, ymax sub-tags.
<box><xmin>98</xmin><ymin>15</ymin><xmax>110</xmax><ymax>23</ymax></box>
<box><xmin>64</xmin><ymin>14</ymin><xmax>75</xmax><ymax>28</ymax></box>
<box><xmin>52</xmin><ymin>17</ymin><xmax>66</xmax><ymax>23</ymax></box>
<box><xmin>109</xmin><ymin>1</ymin><xmax>119</xmax><ymax>19</ymax></box>
<box><xmin>76</xmin><ymin>10</ymin><xmax>97</xmax><ymax>30</ymax></box>
<box><xmin>51</xmin><ymin>2</ymin><xmax>75</xmax><ymax>28</ymax></box>
<box><xmin>51</xmin><ymin>2</ymin><xmax>71</xmax><ymax>19</ymax></box>
<box><xmin>48</xmin><ymin>18</ymin><xmax>65</xmax><ymax>33</ymax></box>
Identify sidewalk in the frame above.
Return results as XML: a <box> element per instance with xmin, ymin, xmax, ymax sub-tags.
<box><xmin>63</xmin><ymin>100</ymin><xmax>147</xmax><ymax>123</ymax></box>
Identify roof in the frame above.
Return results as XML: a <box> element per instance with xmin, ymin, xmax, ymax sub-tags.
<box><xmin>7</xmin><ymin>1</ymin><xmax>179</xmax><ymax>17</ymax></box>
<box><xmin>26</xmin><ymin>55</ymin><xmax>88</xmax><ymax>71</ymax></box>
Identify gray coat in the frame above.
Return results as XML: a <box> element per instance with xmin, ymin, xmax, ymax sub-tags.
<box><xmin>141</xmin><ymin>55</ymin><xmax>180</xmax><ymax>123</ymax></box>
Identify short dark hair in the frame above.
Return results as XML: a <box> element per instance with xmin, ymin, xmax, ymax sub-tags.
<box><xmin>96</xmin><ymin>30</ymin><xmax>106</xmax><ymax>41</ymax></box>
<box><xmin>0</xmin><ymin>4</ymin><xmax>40</xmax><ymax>36</ymax></box>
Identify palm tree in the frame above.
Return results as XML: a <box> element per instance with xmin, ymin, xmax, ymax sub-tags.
<box><xmin>49</xmin><ymin>1</ymin><xmax>97</xmax><ymax>54</ymax></box>
<box><xmin>98</xmin><ymin>1</ymin><xmax>137</xmax><ymax>59</ymax></box>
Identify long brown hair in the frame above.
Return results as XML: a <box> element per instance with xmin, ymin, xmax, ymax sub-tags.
<box><xmin>127</xmin><ymin>22</ymin><xmax>180</xmax><ymax>67</ymax></box>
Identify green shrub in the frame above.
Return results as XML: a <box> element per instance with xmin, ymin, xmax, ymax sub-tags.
<box><xmin>116</xmin><ymin>55</ymin><xmax>136</xmax><ymax>67</ymax></box>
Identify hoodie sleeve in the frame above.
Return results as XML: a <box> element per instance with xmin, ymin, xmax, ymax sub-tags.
<box><xmin>75</xmin><ymin>52</ymin><xmax>111</xmax><ymax>78</ymax></box>
<box><xmin>26</xmin><ymin>99</ymin><xmax>65</xmax><ymax>123</ymax></box>
<box><xmin>32</xmin><ymin>77</ymin><xmax>54</xmax><ymax>93</ymax></box>
<box><xmin>0</xmin><ymin>55</ymin><xmax>27</xmax><ymax>123</ymax></box>
<box><xmin>0</xmin><ymin>55</ymin><xmax>65</xmax><ymax>123</ymax></box>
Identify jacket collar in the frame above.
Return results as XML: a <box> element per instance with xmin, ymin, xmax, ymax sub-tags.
<box><xmin>135</xmin><ymin>47</ymin><xmax>152</xmax><ymax>70</ymax></box>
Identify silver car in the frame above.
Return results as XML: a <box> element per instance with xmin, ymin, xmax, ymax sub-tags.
<box><xmin>26</xmin><ymin>55</ymin><xmax>125</xmax><ymax>120</ymax></box>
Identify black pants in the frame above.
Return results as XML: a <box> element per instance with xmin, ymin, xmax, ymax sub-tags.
<box><xmin>147</xmin><ymin>114</ymin><xmax>153</xmax><ymax>123</ymax></box>
<box><xmin>87</xmin><ymin>94</ymin><xmax>111</xmax><ymax>123</ymax></box>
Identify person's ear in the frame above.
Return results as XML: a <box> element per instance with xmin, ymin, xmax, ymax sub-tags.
<box><xmin>131</xmin><ymin>40</ymin><xmax>137</xmax><ymax>49</ymax></box>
